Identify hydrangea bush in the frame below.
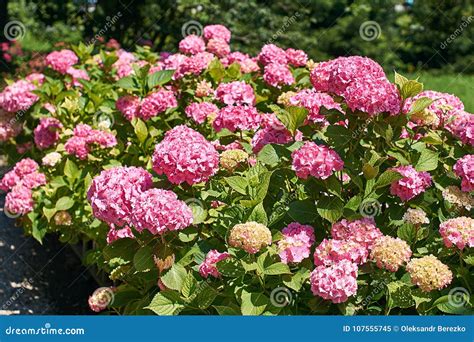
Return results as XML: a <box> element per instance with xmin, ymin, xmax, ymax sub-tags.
<box><xmin>1</xmin><ymin>24</ymin><xmax>473</xmax><ymax>315</ymax></box>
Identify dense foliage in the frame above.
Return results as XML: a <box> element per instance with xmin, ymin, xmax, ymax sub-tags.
<box><xmin>2</xmin><ymin>0</ymin><xmax>474</xmax><ymax>73</ymax></box>
<box><xmin>0</xmin><ymin>23</ymin><xmax>473</xmax><ymax>316</ymax></box>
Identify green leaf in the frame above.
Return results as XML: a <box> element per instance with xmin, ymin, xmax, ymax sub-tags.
<box><xmin>257</xmin><ymin>144</ymin><xmax>279</xmax><ymax>166</ymax></box>
<box><xmin>326</xmin><ymin>125</ymin><xmax>352</xmax><ymax>149</ymax></box>
<box><xmin>394</xmin><ymin>71</ymin><xmax>409</xmax><ymax>90</ymax></box>
<box><xmin>241</xmin><ymin>291</ymin><xmax>269</xmax><ymax>315</ymax></box>
<box><xmin>273</xmin><ymin>106</ymin><xmax>308</xmax><ymax>134</ymax></box>
<box><xmin>132</xmin><ymin>118</ymin><xmax>148</xmax><ymax>144</ymax></box>
<box><xmin>288</xmin><ymin>199</ymin><xmax>317</xmax><ymax>223</ymax></box>
<box><xmin>191</xmin><ymin>282</ymin><xmax>218</xmax><ymax>309</ymax></box>
<box><xmin>264</xmin><ymin>262</ymin><xmax>291</xmax><ymax>275</ymax></box>
<box><xmin>187</xmin><ymin>202</ymin><xmax>207</xmax><ymax>225</ymax></box>
<box><xmin>317</xmin><ymin>198</ymin><xmax>344</xmax><ymax>223</ymax></box>
<box><xmin>397</xmin><ymin>224</ymin><xmax>416</xmax><ymax>243</ymax></box>
<box><xmin>181</xmin><ymin>273</ymin><xmax>198</xmax><ymax>298</ymax></box>
<box><xmin>225</xmin><ymin>176</ymin><xmax>247</xmax><ymax>195</ymax></box>
<box><xmin>283</xmin><ymin>268</ymin><xmax>310</xmax><ymax>291</ymax></box>
<box><xmin>415</xmin><ymin>149</ymin><xmax>438</xmax><ymax>172</ymax></box>
<box><xmin>386</xmin><ymin>281</ymin><xmax>414</xmax><ymax>309</ymax></box>
<box><xmin>208</xmin><ymin>58</ymin><xmax>225</xmax><ymax>82</ymax></box>
<box><xmin>116</xmin><ymin>75</ymin><xmax>137</xmax><ymax>90</ymax></box>
<box><xmin>43</xmin><ymin>207</ymin><xmax>57</xmax><ymax>222</ymax></box>
<box><xmin>375</xmin><ymin>170</ymin><xmax>403</xmax><ymax>188</ymax></box>
<box><xmin>401</xmin><ymin>79</ymin><xmax>423</xmax><ymax>99</ymax></box>
<box><xmin>407</xmin><ymin>97</ymin><xmax>434</xmax><ymax>116</ymax></box>
<box><xmin>214</xmin><ymin>305</ymin><xmax>241</xmax><ymax>315</ymax></box>
<box><xmin>146</xmin><ymin>290</ymin><xmax>185</xmax><ymax>315</ymax></box>
<box><xmin>55</xmin><ymin>196</ymin><xmax>75</xmax><ymax>211</ymax></box>
<box><xmin>247</xmin><ymin>202</ymin><xmax>268</xmax><ymax>225</ymax></box>
<box><xmin>160</xmin><ymin>264</ymin><xmax>188</xmax><ymax>291</ymax></box>
<box><xmin>133</xmin><ymin>246</ymin><xmax>154</xmax><ymax>272</ymax></box>
<box><xmin>64</xmin><ymin>159</ymin><xmax>80</xmax><ymax>181</ymax></box>
<box><xmin>216</xmin><ymin>258</ymin><xmax>245</xmax><ymax>278</ymax></box>
<box><xmin>433</xmin><ymin>295</ymin><xmax>474</xmax><ymax>315</ymax></box>
<box><xmin>147</xmin><ymin>69</ymin><xmax>174</xmax><ymax>88</ymax></box>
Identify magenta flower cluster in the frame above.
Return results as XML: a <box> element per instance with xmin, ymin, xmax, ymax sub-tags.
<box><xmin>390</xmin><ymin>165</ymin><xmax>432</xmax><ymax>201</ymax></box>
<box><xmin>33</xmin><ymin>117</ymin><xmax>63</xmax><ymax>150</ymax></box>
<box><xmin>152</xmin><ymin>125</ymin><xmax>219</xmax><ymax>185</ymax></box>
<box><xmin>277</xmin><ymin>222</ymin><xmax>315</xmax><ymax>264</ymax></box>
<box><xmin>64</xmin><ymin>124</ymin><xmax>117</xmax><ymax>160</ymax></box>
<box><xmin>291</xmin><ymin>141</ymin><xmax>344</xmax><ymax>179</ymax></box>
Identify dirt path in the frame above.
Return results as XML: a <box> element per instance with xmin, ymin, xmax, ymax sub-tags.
<box><xmin>0</xmin><ymin>195</ymin><xmax>97</xmax><ymax>314</ymax></box>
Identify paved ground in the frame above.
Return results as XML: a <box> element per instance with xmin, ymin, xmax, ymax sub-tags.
<box><xmin>0</xmin><ymin>195</ymin><xmax>97</xmax><ymax>315</ymax></box>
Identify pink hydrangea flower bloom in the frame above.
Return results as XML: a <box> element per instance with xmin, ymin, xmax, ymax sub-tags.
<box><xmin>343</xmin><ymin>76</ymin><xmax>401</xmax><ymax>116</ymax></box>
<box><xmin>116</xmin><ymin>95</ymin><xmax>141</xmax><ymax>121</ymax></box>
<box><xmin>403</xmin><ymin>90</ymin><xmax>464</xmax><ymax>124</ymax></box>
<box><xmin>216</xmin><ymin>81</ymin><xmax>255</xmax><ymax>106</ymax></box>
<box><xmin>289</xmin><ymin>90</ymin><xmax>343</xmax><ymax>124</ymax></box>
<box><xmin>138</xmin><ymin>89</ymin><xmax>177</xmax><ymax>120</ymax></box>
<box><xmin>213</xmin><ymin>105</ymin><xmax>261</xmax><ymax>132</ymax></box>
<box><xmin>221</xmin><ymin>52</ymin><xmax>259</xmax><ymax>73</ymax></box>
<box><xmin>175</xmin><ymin>52</ymin><xmax>214</xmax><ymax>78</ymax></box>
<box><xmin>0</xmin><ymin>110</ymin><xmax>22</xmax><ymax>142</ymax></box>
<box><xmin>0</xmin><ymin>80</ymin><xmax>39</xmax><ymax>113</ymax></box>
<box><xmin>445</xmin><ymin>111</ymin><xmax>474</xmax><ymax>146</ymax></box>
<box><xmin>185</xmin><ymin>102</ymin><xmax>218</xmax><ymax>124</ymax></box>
<box><xmin>131</xmin><ymin>189</ymin><xmax>193</xmax><ymax>235</ymax></box>
<box><xmin>203</xmin><ymin>25</ymin><xmax>231</xmax><ymax>43</ymax></box>
<box><xmin>87</xmin><ymin>166</ymin><xmax>153</xmax><ymax>227</ymax></box>
<box><xmin>263</xmin><ymin>63</ymin><xmax>295</xmax><ymax>88</ymax></box>
<box><xmin>199</xmin><ymin>250</ymin><xmax>230</xmax><ymax>278</ymax></box>
<box><xmin>152</xmin><ymin>125</ymin><xmax>219</xmax><ymax>185</ymax></box>
<box><xmin>45</xmin><ymin>49</ymin><xmax>79</xmax><ymax>74</ymax></box>
<box><xmin>33</xmin><ymin>117</ymin><xmax>63</xmax><ymax>150</ymax></box>
<box><xmin>206</xmin><ymin>38</ymin><xmax>230</xmax><ymax>57</ymax></box>
<box><xmin>278</xmin><ymin>222</ymin><xmax>315</xmax><ymax>264</ymax></box>
<box><xmin>310</xmin><ymin>56</ymin><xmax>385</xmax><ymax>95</ymax></box>
<box><xmin>5</xmin><ymin>185</ymin><xmax>34</xmax><ymax>215</ymax></box>
<box><xmin>179</xmin><ymin>35</ymin><xmax>206</xmax><ymax>55</ymax></box>
<box><xmin>1</xmin><ymin>158</ymin><xmax>46</xmax><ymax>192</ymax></box>
<box><xmin>64</xmin><ymin>124</ymin><xmax>117</xmax><ymax>160</ymax></box>
<box><xmin>453</xmin><ymin>154</ymin><xmax>474</xmax><ymax>192</ymax></box>
<box><xmin>331</xmin><ymin>217</ymin><xmax>383</xmax><ymax>249</ymax></box>
<box><xmin>291</xmin><ymin>142</ymin><xmax>344</xmax><ymax>179</ymax></box>
<box><xmin>310</xmin><ymin>260</ymin><xmax>358</xmax><ymax>303</ymax></box>
<box><xmin>314</xmin><ymin>239</ymin><xmax>368</xmax><ymax>266</ymax></box>
<box><xmin>258</xmin><ymin>44</ymin><xmax>287</xmax><ymax>65</ymax></box>
<box><xmin>25</xmin><ymin>73</ymin><xmax>45</xmax><ymax>85</ymax></box>
<box><xmin>106</xmin><ymin>225</ymin><xmax>134</xmax><ymax>244</ymax></box>
<box><xmin>66</xmin><ymin>67</ymin><xmax>90</xmax><ymax>87</ymax></box>
<box><xmin>285</xmin><ymin>48</ymin><xmax>308</xmax><ymax>67</ymax></box>
<box><xmin>390</xmin><ymin>165</ymin><xmax>432</xmax><ymax>201</ymax></box>
<box><xmin>439</xmin><ymin>216</ymin><xmax>474</xmax><ymax>250</ymax></box>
